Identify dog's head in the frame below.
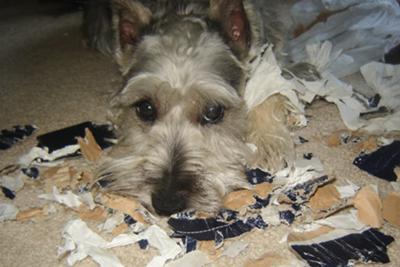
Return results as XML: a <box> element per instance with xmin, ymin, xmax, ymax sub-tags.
<box><xmin>97</xmin><ymin>0</ymin><xmax>254</xmax><ymax>215</ymax></box>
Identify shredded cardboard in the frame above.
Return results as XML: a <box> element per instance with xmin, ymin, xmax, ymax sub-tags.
<box><xmin>198</xmin><ymin>240</ymin><xmax>221</xmax><ymax>260</ymax></box>
<box><xmin>308</xmin><ymin>184</ymin><xmax>341</xmax><ymax>211</ymax></box>
<box><xmin>16</xmin><ymin>207</ymin><xmax>45</xmax><ymax>221</ymax></box>
<box><xmin>382</xmin><ymin>192</ymin><xmax>400</xmax><ymax>228</ymax></box>
<box><xmin>99</xmin><ymin>193</ymin><xmax>146</xmax><ymax>223</ymax></box>
<box><xmin>42</xmin><ymin>166</ymin><xmax>77</xmax><ymax>192</ymax></box>
<box><xmin>78</xmin><ymin>206</ymin><xmax>108</xmax><ymax>222</ymax></box>
<box><xmin>77</xmin><ymin>128</ymin><xmax>103</xmax><ymax>162</ymax></box>
<box><xmin>353</xmin><ymin>136</ymin><xmax>378</xmax><ymax>153</ymax></box>
<box><xmin>111</xmin><ymin>223</ymin><xmax>129</xmax><ymax>236</ymax></box>
<box><xmin>223</xmin><ymin>190</ymin><xmax>257</xmax><ymax>211</ymax></box>
<box><xmin>353</xmin><ymin>185</ymin><xmax>383</xmax><ymax>228</ymax></box>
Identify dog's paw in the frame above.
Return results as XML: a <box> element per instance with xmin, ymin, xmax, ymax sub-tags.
<box><xmin>246</xmin><ymin>94</ymin><xmax>295</xmax><ymax>172</ymax></box>
<box><xmin>282</xmin><ymin>62</ymin><xmax>321</xmax><ymax>81</ymax></box>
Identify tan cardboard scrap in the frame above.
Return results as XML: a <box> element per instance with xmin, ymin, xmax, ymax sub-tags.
<box><xmin>309</xmin><ymin>184</ymin><xmax>341</xmax><ymax>211</ymax></box>
<box><xmin>352</xmin><ymin>136</ymin><xmax>378</xmax><ymax>153</ymax></box>
<box><xmin>78</xmin><ymin>206</ymin><xmax>108</xmax><ymax>222</ymax></box>
<box><xmin>100</xmin><ymin>193</ymin><xmax>146</xmax><ymax>223</ymax></box>
<box><xmin>223</xmin><ymin>183</ymin><xmax>273</xmax><ymax>211</ymax></box>
<box><xmin>253</xmin><ymin>183</ymin><xmax>273</xmax><ymax>198</ymax></box>
<box><xmin>77</xmin><ymin>128</ymin><xmax>103</xmax><ymax>162</ymax></box>
<box><xmin>325</xmin><ymin>130</ymin><xmax>350</xmax><ymax>147</ymax></box>
<box><xmin>353</xmin><ymin>186</ymin><xmax>383</xmax><ymax>228</ymax></box>
<box><xmin>382</xmin><ymin>192</ymin><xmax>400</xmax><ymax>228</ymax></box>
<box><xmin>223</xmin><ymin>190</ymin><xmax>256</xmax><ymax>211</ymax></box>
<box><xmin>42</xmin><ymin>166</ymin><xmax>76</xmax><ymax>191</ymax></box>
<box><xmin>112</xmin><ymin>223</ymin><xmax>129</xmax><ymax>236</ymax></box>
<box><xmin>16</xmin><ymin>208</ymin><xmax>45</xmax><ymax>221</ymax></box>
<box><xmin>199</xmin><ymin>240</ymin><xmax>221</xmax><ymax>260</ymax></box>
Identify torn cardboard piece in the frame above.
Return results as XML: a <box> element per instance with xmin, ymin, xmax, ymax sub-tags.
<box><xmin>16</xmin><ymin>207</ymin><xmax>46</xmax><ymax>221</ymax></box>
<box><xmin>382</xmin><ymin>192</ymin><xmax>400</xmax><ymax>228</ymax></box>
<box><xmin>77</xmin><ymin>128</ymin><xmax>103</xmax><ymax>162</ymax></box>
<box><xmin>222</xmin><ymin>183</ymin><xmax>273</xmax><ymax>211</ymax></box>
<box><xmin>99</xmin><ymin>193</ymin><xmax>147</xmax><ymax>224</ymax></box>
<box><xmin>78</xmin><ymin>206</ymin><xmax>108</xmax><ymax>222</ymax></box>
<box><xmin>308</xmin><ymin>183</ymin><xmax>353</xmax><ymax>219</ymax></box>
<box><xmin>353</xmin><ymin>185</ymin><xmax>383</xmax><ymax>228</ymax></box>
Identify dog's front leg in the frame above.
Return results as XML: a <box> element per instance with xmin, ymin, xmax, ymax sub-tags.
<box><xmin>246</xmin><ymin>94</ymin><xmax>295</xmax><ymax>172</ymax></box>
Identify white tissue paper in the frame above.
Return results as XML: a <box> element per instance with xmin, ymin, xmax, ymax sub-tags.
<box><xmin>39</xmin><ymin>186</ymin><xmax>82</xmax><ymax>208</ymax></box>
<box><xmin>59</xmin><ymin>219</ymin><xmax>183</xmax><ymax>267</ymax></box>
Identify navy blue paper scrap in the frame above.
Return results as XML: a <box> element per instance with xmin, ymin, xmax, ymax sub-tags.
<box><xmin>0</xmin><ymin>125</ymin><xmax>36</xmax><ymax>150</ymax></box>
<box><xmin>283</xmin><ymin>175</ymin><xmax>329</xmax><ymax>203</ymax></box>
<box><xmin>245</xmin><ymin>168</ymin><xmax>273</xmax><ymax>185</ymax></box>
<box><xmin>184</xmin><ymin>236</ymin><xmax>198</xmax><ymax>253</ymax></box>
<box><xmin>291</xmin><ymin>228</ymin><xmax>394</xmax><ymax>267</ymax></box>
<box><xmin>138</xmin><ymin>239</ymin><xmax>149</xmax><ymax>250</ymax></box>
<box><xmin>353</xmin><ymin>140</ymin><xmax>400</xmax><ymax>182</ymax></box>
<box><xmin>1</xmin><ymin>186</ymin><xmax>16</xmax><ymax>199</ymax></box>
<box><xmin>21</xmin><ymin>167</ymin><xmax>39</xmax><ymax>179</ymax></box>
<box><xmin>168</xmin><ymin>217</ymin><xmax>253</xmax><ymax>241</ymax></box>
<box><xmin>249</xmin><ymin>195</ymin><xmax>271</xmax><ymax>209</ymax></box>
<box><xmin>124</xmin><ymin>214</ymin><xmax>137</xmax><ymax>225</ymax></box>
<box><xmin>36</xmin><ymin>121</ymin><xmax>116</xmax><ymax>152</ymax></box>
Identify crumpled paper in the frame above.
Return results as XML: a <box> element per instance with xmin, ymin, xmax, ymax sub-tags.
<box><xmin>290</xmin><ymin>0</ymin><xmax>400</xmax><ymax>78</ymax></box>
<box><xmin>0</xmin><ymin>203</ymin><xmax>19</xmax><ymax>222</ymax></box>
<box><xmin>59</xmin><ymin>219</ymin><xmax>183</xmax><ymax>267</ymax></box>
<box><xmin>39</xmin><ymin>186</ymin><xmax>83</xmax><ymax>208</ymax></box>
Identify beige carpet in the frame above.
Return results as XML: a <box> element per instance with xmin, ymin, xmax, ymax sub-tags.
<box><xmin>1</xmin><ymin>1</ymin><xmax>399</xmax><ymax>267</ymax></box>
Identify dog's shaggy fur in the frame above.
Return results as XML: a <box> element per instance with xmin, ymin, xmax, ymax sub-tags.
<box><xmin>84</xmin><ymin>0</ymin><xmax>301</xmax><ymax>215</ymax></box>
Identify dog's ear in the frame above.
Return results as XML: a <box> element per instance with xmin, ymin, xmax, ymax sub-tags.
<box><xmin>209</xmin><ymin>0</ymin><xmax>251</xmax><ymax>60</ymax></box>
<box><xmin>112</xmin><ymin>0</ymin><xmax>152</xmax><ymax>72</ymax></box>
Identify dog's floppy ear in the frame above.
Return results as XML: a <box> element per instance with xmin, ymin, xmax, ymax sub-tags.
<box><xmin>209</xmin><ymin>0</ymin><xmax>251</xmax><ymax>60</ymax></box>
<box><xmin>112</xmin><ymin>0</ymin><xmax>152</xmax><ymax>72</ymax></box>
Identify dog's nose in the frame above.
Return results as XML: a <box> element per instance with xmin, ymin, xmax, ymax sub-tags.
<box><xmin>151</xmin><ymin>191</ymin><xmax>187</xmax><ymax>216</ymax></box>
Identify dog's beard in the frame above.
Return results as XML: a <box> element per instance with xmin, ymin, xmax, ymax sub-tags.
<box><xmin>96</xmin><ymin>105</ymin><xmax>251</xmax><ymax>215</ymax></box>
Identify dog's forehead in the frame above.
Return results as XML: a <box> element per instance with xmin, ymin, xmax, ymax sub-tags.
<box><xmin>120</xmin><ymin>72</ymin><xmax>242</xmax><ymax>108</ymax></box>
<box><xmin>121</xmin><ymin>18</ymin><xmax>245</xmax><ymax>93</ymax></box>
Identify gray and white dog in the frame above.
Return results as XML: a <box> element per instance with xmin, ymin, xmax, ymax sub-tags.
<box><xmin>84</xmin><ymin>0</ymin><xmax>313</xmax><ymax>216</ymax></box>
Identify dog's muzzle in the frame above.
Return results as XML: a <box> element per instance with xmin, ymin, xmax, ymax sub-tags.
<box><xmin>151</xmin><ymin>191</ymin><xmax>187</xmax><ymax>216</ymax></box>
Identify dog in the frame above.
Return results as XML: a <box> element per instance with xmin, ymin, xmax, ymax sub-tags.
<box><xmin>83</xmin><ymin>0</ymin><xmax>316</xmax><ymax>216</ymax></box>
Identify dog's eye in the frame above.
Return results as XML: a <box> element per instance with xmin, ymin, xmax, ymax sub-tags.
<box><xmin>201</xmin><ymin>104</ymin><xmax>224</xmax><ymax>124</ymax></box>
<box><xmin>135</xmin><ymin>100</ymin><xmax>157</xmax><ymax>122</ymax></box>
